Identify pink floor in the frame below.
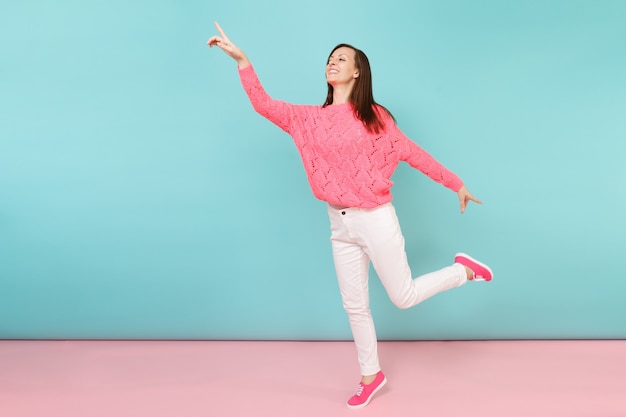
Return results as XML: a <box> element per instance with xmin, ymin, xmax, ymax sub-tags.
<box><xmin>1</xmin><ymin>340</ymin><xmax>625</xmax><ymax>417</ymax></box>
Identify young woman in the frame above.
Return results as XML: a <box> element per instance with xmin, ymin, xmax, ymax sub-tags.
<box><xmin>208</xmin><ymin>22</ymin><xmax>493</xmax><ymax>409</ymax></box>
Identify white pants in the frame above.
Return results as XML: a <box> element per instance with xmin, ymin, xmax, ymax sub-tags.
<box><xmin>327</xmin><ymin>203</ymin><xmax>467</xmax><ymax>376</ymax></box>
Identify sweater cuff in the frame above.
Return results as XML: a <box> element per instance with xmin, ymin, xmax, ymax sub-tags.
<box><xmin>238</xmin><ymin>64</ymin><xmax>254</xmax><ymax>75</ymax></box>
<box><xmin>451</xmin><ymin>179</ymin><xmax>464</xmax><ymax>193</ymax></box>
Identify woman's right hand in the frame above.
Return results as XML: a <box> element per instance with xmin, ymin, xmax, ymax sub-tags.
<box><xmin>207</xmin><ymin>21</ymin><xmax>250</xmax><ymax>69</ymax></box>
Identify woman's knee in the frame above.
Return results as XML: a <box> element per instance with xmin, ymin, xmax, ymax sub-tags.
<box><xmin>388</xmin><ymin>292</ymin><xmax>415</xmax><ymax>310</ymax></box>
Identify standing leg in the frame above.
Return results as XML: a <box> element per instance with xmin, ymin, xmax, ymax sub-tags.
<box><xmin>328</xmin><ymin>207</ymin><xmax>381</xmax><ymax>377</ymax></box>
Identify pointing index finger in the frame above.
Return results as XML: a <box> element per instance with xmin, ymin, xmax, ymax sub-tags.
<box><xmin>214</xmin><ymin>21</ymin><xmax>228</xmax><ymax>40</ymax></box>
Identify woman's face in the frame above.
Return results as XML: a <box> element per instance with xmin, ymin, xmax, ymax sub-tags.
<box><xmin>326</xmin><ymin>46</ymin><xmax>359</xmax><ymax>87</ymax></box>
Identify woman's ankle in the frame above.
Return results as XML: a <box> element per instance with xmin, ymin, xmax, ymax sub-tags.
<box><xmin>361</xmin><ymin>373</ymin><xmax>378</xmax><ymax>385</ymax></box>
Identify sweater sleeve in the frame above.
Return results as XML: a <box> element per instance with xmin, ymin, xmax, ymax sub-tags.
<box><xmin>394</xmin><ymin>125</ymin><xmax>464</xmax><ymax>192</ymax></box>
<box><xmin>238</xmin><ymin>65</ymin><xmax>295</xmax><ymax>134</ymax></box>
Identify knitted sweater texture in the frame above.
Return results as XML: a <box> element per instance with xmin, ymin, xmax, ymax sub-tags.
<box><xmin>239</xmin><ymin>65</ymin><xmax>464</xmax><ymax>209</ymax></box>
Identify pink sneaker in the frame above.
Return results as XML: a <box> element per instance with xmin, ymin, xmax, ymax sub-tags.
<box><xmin>455</xmin><ymin>253</ymin><xmax>493</xmax><ymax>282</ymax></box>
<box><xmin>346</xmin><ymin>371</ymin><xmax>387</xmax><ymax>409</ymax></box>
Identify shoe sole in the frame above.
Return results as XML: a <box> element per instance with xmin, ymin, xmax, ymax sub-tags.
<box><xmin>455</xmin><ymin>252</ymin><xmax>493</xmax><ymax>282</ymax></box>
<box><xmin>346</xmin><ymin>377</ymin><xmax>387</xmax><ymax>410</ymax></box>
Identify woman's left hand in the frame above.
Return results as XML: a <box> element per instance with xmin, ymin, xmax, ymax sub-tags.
<box><xmin>457</xmin><ymin>186</ymin><xmax>482</xmax><ymax>214</ymax></box>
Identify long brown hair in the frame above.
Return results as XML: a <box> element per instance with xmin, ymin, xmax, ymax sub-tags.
<box><xmin>323</xmin><ymin>43</ymin><xmax>395</xmax><ymax>134</ymax></box>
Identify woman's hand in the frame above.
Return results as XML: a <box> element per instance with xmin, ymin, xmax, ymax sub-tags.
<box><xmin>457</xmin><ymin>185</ymin><xmax>482</xmax><ymax>214</ymax></box>
<box><xmin>207</xmin><ymin>21</ymin><xmax>250</xmax><ymax>69</ymax></box>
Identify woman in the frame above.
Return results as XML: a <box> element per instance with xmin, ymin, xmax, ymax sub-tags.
<box><xmin>208</xmin><ymin>22</ymin><xmax>493</xmax><ymax>409</ymax></box>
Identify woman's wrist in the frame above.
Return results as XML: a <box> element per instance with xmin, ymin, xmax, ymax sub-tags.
<box><xmin>237</xmin><ymin>56</ymin><xmax>251</xmax><ymax>69</ymax></box>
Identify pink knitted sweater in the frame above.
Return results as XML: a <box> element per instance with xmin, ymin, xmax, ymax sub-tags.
<box><xmin>239</xmin><ymin>65</ymin><xmax>464</xmax><ymax>209</ymax></box>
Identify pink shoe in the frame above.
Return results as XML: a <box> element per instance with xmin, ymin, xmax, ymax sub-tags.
<box><xmin>346</xmin><ymin>371</ymin><xmax>387</xmax><ymax>409</ymax></box>
<box><xmin>455</xmin><ymin>253</ymin><xmax>493</xmax><ymax>282</ymax></box>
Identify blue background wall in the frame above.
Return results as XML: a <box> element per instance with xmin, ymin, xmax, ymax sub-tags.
<box><xmin>1</xmin><ymin>0</ymin><xmax>625</xmax><ymax>340</ymax></box>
